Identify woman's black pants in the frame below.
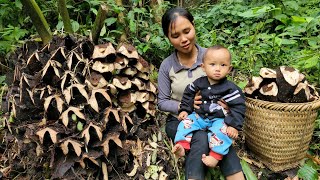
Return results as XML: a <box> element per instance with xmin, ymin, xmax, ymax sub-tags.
<box><xmin>165</xmin><ymin>115</ymin><xmax>243</xmax><ymax>180</ymax></box>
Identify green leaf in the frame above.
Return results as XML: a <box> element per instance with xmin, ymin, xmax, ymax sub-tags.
<box><xmin>283</xmin><ymin>1</ymin><xmax>299</xmax><ymax>10</ymax></box>
<box><xmin>100</xmin><ymin>25</ymin><xmax>106</xmax><ymax>36</ymax></box>
<box><xmin>238</xmin><ymin>10</ymin><xmax>255</xmax><ymax>18</ymax></box>
<box><xmin>71</xmin><ymin>21</ymin><xmax>80</xmax><ymax>32</ymax></box>
<box><xmin>236</xmin><ymin>81</ymin><xmax>247</xmax><ymax>89</ymax></box>
<box><xmin>281</xmin><ymin>39</ymin><xmax>297</xmax><ymax>45</ymax></box>
<box><xmin>223</xmin><ymin>29</ymin><xmax>231</xmax><ymax>34</ymax></box>
<box><xmin>275</xmin><ymin>25</ymin><xmax>285</xmax><ymax>31</ymax></box>
<box><xmin>274</xmin><ymin>37</ymin><xmax>282</xmax><ymax>46</ymax></box>
<box><xmin>305</xmin><ymin>17</ymin><xmax>314</xmax><ymax>23</ymax></box>
<box><xmin>133</xmin><ymin>8</ymin><xmax>146</xmax><ymax>14</ymax></box>
<box><xmin>240</xmin><ymin>160</ymin><xmax>258</xmax><ymax>180</ymax></box>
<box><xmin>292</xmin><ymin>16</ymin><xmax>307</xmax><ymax>23</ymax></box>
<box><xmin>77</xmin><ymin>121</ymin><xmax>83</xmax><ymax>131</ymax></box>
<box><xmin>127</xmin><ymin>10</ymin><xmax>134</xmax><ymax>20</ymax></box>
<box><xmin>90</xmin><ymin>8</ymin><xmax>98</xmax><ymax>16</ymax></box>
<box><xmin>207</xmin><ymin>167</ymin><xmax>224</xmax><ymax>180</ymax></box>
<box><xmin>303</xmin><ymin>56</ymin><xmax>319</xmax><ymax>69</ymax></box>
<box><xmin>0</xmin><ymin>76</ymin><xmax>6</xmax><ymax>84</ymax></box>
<box><xmin>0</xmin><ymin>41</ymin><xmax>12</xmax><ymax>52</ymax></box>
<box><xmin>297</xmin><ymin>164</ymin><xmax>318</xmax><ymax>180</ymax></box>
<box><xmin>239</xmin><ymin>38</ymin><xmax>252</xmax><ymax>45</ymax></box>
<box><xmin>11</xmin><ymin>27</ymin><xmax>27</xmax><ymax>41</ymax></box>
<box><xmin>274</xmin><ymin>14</ymin><xmax>289</xmax><ymax>24</ymax></box>
<box><xmin>56</xmin><ymin>20</ymin><xmax>63</xmax><ymax>31</ymax></box>
<box><xmin>238</xmin><ymin>5</ymin><xmax>276</xmax><ymax>18</ymax></box>
<box><xmin>9</xmin><ymin>113</ymin><xmax>14</xmax><ymax>123</ymax></box>
<box><xmin>105</xmin><ymin>17</ymin><xmax>117</xmax><ymax>26</ymax></box>
<box><xmin>71</xmin><ymin>114</ymin><xmax>77</xmax><ymax>121</ymax></box>
<box><xmin>151</xmin><ymin>149</ymin><xmax>157</xmax><ymax>164</ymax></box>
<box><xmin>307</xmin><ymin>40</ymin><xmax>318</xmax><ymax>48</ymax></box>
<box><xmin>15</xmin><ymin>0</ymin><xmax>22</xmax><ymax>10</ymax></box>
<box><xmin>129</xmin><ymin>20</ymin><xmax>136</xmax><ymax>33</ymax></box>
<box><xmin>265</xmin><ymin>19</ymin><xmax>274</xmax><ymax>24</ymax></box>
<box><xmin>142</xmin><ymin>44</ymin><xmax>149</xmax><ymax>53</ymax></box>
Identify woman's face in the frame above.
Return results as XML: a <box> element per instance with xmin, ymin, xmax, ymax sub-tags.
<box><xmin>168</xmin><ymin>16</ymin><xmax>196</xmax><ymax>54</ymax></box>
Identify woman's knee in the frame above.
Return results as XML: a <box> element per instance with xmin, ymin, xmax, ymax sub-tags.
<box><xmin>190</xmin><ymin>130</ymin><xmax>209</xmax><ymax>151</ymax></box>
<box><xmin>165</xmin><ymin>119</ymin><xmax>179</xmax><ymax>140</ymax></box>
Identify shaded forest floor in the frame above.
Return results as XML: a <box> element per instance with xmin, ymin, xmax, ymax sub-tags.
<box><xmin>0</xmin><ymin>111</ymin><xmax>314</xmax><ymax>179</ymax></box>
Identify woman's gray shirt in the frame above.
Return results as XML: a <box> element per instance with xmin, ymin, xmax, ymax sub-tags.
<box><xmin>157</xmin><ymin>44</ymin><xmax>207</xmax><ymax>116</ymax></box>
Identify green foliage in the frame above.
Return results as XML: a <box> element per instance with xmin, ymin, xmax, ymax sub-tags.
<box><xmin>0</xmin><ymin>25</ymin><xmax>28</xmax><ymax>54</ymax></box>
<box><xmin>310</xmin><ymin>114</ymin><xmax>320</xmax><ymax>151</ymax></box>
<box><xmin>240</xmin><ymin>159</ymin><xmax>258</xmax><ymax>180</ymax></box>
<box><xmin>0</xmin><ymin>75</ymin><xmax>7</xmax><ymax>129</ymax></box>
<box><xmin>0</xmin><ymin>75</ymin><xmax>5</xmax><ymax>85</ymax></box>
<box><xmin>0</xmin><ymin>0</ymin><xmax>29</xmax><ymax>57</ymax></box>
<box><xmin>297</xmin><ymin>159</ymin><xmax>319</xmax><ymax>180</ymax></box>
<box><xmin>115</xmin><ymin>1</ymin><xmax>172</xmax><ymax>67</ymax></box>
<box><xmin>192</xmin><ymin>0</ymin><xmax>320</xmax><ymax>85</ymax></box>
<box><xmin>54</xmin><ymin>0</ymin><xmax>172</xmax><ymax>67</ymax></box>
<box><xmin>206</xmin><ymin>167</ymin><xmax>224</xmax><ymax>180</ymax></box>
<box><xmin>0</xmin><ymin>0</ymin><xmax>24</xmax><ymax>29</ymax></box>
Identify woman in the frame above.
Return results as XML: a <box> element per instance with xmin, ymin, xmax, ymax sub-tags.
<box><xmin>157</xmin><ymin>7</ymin><xmax>245</xmax><ymax>180</ymax></box>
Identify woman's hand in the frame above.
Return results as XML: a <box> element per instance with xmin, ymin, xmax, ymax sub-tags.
<box><xmin>178</xmin><ymin>111</ymin><xmax>188</xmax><ymax>120</ymax></box>
<box><xmin>226</xmin><ymin>126</ymin><xmax>238</xmax><ymax>139</ymax></box>
<box><xmin>193</xmin><ymin>91</ymin><xmax>202</xmax><ymax>109</ymax></box>
<box><xmin>217</xmin><ymin>99</ymin><xmax>230</xmax><ymax>115</ymax></box>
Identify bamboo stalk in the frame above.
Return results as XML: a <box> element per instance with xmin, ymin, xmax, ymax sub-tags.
<box><xmin>21</xmin><ymin>0</ymin><xmax>52</xmax><ymax>45</ymax></box>
<box><xmin>91</xmin><ymin>4</ymin><xmax>108</xmax><ymax>44</ymax></box>
<box><xmin>116</xmin><ymin>0</ymin><xmax>127</xmax><ymax>43</ymax></box>
<box><xmin>57</xmin><ymin>0</ymin><xmax>73</xmax><ymax>34</ymax></box>
<box><xmin>150</xmin><ymin>0</ymin><xmax>164</xmax><ymax>24</ymax></box>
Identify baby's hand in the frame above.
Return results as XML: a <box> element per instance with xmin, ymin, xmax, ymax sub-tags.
<box><xmin>226</xmin><ymin>126</ymin><xmax>238</xmax><ymax>139</ymax></box>
<box><xmin>178</xmin><ymin>111</ymin><xmax>188</xmax><ymax>120</ymax></box>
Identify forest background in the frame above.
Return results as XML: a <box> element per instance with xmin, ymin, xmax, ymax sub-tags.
<box><xmin>0</xmin><ymin>0</ymin><xmax>320</xmax><ymax>179</ymax></box>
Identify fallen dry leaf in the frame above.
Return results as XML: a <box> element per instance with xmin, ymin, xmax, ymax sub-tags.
<box><xmin>63</xmin><ymin>84</ymin><xmax>89</xmax><ymax>104</ymax></box>
<box><xmin>44</xmin><ymin>94</ymin><xmax>65</xmax><ymax>113</ymax></box>
<box><xmin>77</xmin><ymin>153</ymin><xmax>100</xmax><ymax>169</ymax></box>
<box><xmin>159</xmin><ymin>171</ymin><xmax>168</xmax><ymax>180</ymax></box>
<box><xmin>88</xmin><ymin>89</ymin><xmax>112</xmax><ymax>112</ymax></box>
<box><xmin>81</xmin><ymin>122</ymin><xmax>103</xmax><ymax>145</ymax></box>
<box><xmin>126</xmin><ymin>158</ymin><xmax>139</xmax><ymax>177</ymax></box>
<box><xmin>101</xmin><ymin>132</ymin><xmax>122</xmax><ymax>157</ymax></box>
<box><xmin>60</xmin><ymin>139</ymin><xmax>83</xmax><ymax>157</ymax></box>
<box><xmin>120</xmin><ymin>111</ymin><xmax>133</xmax><ymax>133</ymax></box>
<box><xmin>103</xmin><ymin>108</ymin><xmax>121</xmax><ymax>126</ymax></box>
<box><xmin>41</xmin><ymin>60</ymin><xmax>62</xmax><ymax>79</ymax></box>
<box><xmin>102</xmin><ymin>162</ymin><xmax>108</xmax><ymax>180</ymax></box>
<box><xmin>60</xmin><ymin>106</ymin><xmax>85</xmax><ymax>127</ymax></box>
<box><xmin>67</xmin><ymin>51</ymin><xmax>83</xmax><ymax>71</ymax></box>
<box><xmin>36</xmin><ymin>127</ymin><xmax>58</xmax><ymax>144</ymax></box>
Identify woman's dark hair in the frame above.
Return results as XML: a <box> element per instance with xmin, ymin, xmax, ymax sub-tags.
<box><xmin>161</xmin><ymin>7</ymin><xmax>194</xmax><ymax>37</ymax></box>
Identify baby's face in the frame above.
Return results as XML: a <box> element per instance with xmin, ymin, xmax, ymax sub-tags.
<box><xmin>201</xmin><ymin>48</ymin><xmax>232</xmax><ymax>84</ymax></box>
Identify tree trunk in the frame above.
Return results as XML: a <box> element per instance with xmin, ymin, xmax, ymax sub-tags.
<box><xmin>116</xmin><ymin>0</ymin><xmax>127</xmax><ymax>43</ymax></box>
<box><xmin>21</xmin><ymin>0</ymin><xmax>52</xmax><ymax>45</ymax></box>
<box><xmin>91</xmin><ymin>4</ymin><xmax>108</xmax><ymax>44</ymax></box>
<box><xmin>57</xmin><ymin>0</ymin><xmax>73</xmax><ymax>34</ymax></box>
<box><xmin>150</xmin><ymin>0</ymin><xmax>164</xmax><ymax>24</ymax></box>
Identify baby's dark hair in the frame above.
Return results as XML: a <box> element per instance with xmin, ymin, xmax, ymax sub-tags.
<box><xmin>161</xmin><ymin>7</ymin><xmax>194</xmax><ymax>37</ymax></box>
<box><xmin>204</xmin><ymin>45</ymin><xmax>232</xmax><ymax>62</ymax></box>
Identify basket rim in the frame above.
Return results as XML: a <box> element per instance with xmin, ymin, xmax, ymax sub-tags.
<box><xmin>245</xmin><ymin>97</ymin><xmax>320</xmax><ymax>111</ymax></box>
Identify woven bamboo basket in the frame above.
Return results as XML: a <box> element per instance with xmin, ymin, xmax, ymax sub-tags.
<box><xmin>243</xmin><ymin>97</ymin><xmax>320</xmax><ymax>172</ymax></box>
